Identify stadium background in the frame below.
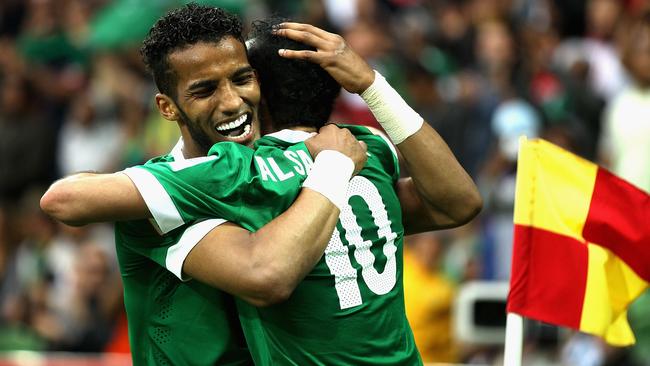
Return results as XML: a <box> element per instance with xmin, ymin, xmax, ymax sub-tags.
<box><xmin>0</xmin><ymin>0</ymin><xmax>648</xmax><ymax>365</ymax></box>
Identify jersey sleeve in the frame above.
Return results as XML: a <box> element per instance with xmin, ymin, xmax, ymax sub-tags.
<box><xmin>116</xmin><ymin>218</ymin><xmax>227</xmax><ymax>281</ymax></box>
<box><xmin>123</xmin><ymin>141</ymin><xmax>313</xmax><ymax>234</ymax></box>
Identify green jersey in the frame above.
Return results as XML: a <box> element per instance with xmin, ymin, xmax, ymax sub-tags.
<box><xmin>127</xmin><ymin>126</ymin><xmax>422</xmax><ymax>365</ymax></box>
<box><xmin>115</xmin><ymin>140</ymin><xmax>252</xmax><ymax>366</ymax></box>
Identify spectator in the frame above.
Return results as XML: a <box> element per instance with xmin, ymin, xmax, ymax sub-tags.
<box><xmin>403</xmin><ymin>232</ymin><xmax>458</xmax><ymax>363</ymax></box>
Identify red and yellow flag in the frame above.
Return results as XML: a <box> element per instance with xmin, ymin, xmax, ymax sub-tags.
<box><xmin>507</xmin><ymin>137</ymin><xmax>650</xmax><ymax>346</ymax></box>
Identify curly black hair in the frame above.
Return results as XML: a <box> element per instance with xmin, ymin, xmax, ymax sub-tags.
<box><xmin>246</xmin><ymin>18</ymin><xmax>340</xmax><ymax>130</ymax></box>
<box><xmin>140</xmin><ymin>3</ymin><xmax>243</xmax><ymax>97</ymax></box>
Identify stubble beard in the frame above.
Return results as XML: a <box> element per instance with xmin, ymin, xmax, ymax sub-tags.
<box><xmin>176</xmin><ymin>104</ymin><xmax>214</xmax><ymax>155</ymax></box>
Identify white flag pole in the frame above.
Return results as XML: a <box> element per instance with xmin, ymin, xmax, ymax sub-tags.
<box><xmin>503</xmin><ymin>313</ymin><xmax>524</xmax><ymax>366</ymax></box>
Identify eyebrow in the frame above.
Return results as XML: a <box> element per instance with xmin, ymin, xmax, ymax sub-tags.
<box><xmin>232</xmin><ymin>66</ymin><xmax>255</xmax><ymax>77</ymax></box>
<box><xmin>187</xmin><ymin>66</ymin><xmax>256</xmax><ymax>91</ymax></box>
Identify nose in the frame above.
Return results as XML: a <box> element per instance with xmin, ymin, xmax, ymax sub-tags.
<box><xmin>217</xmin><ymin>82</ymin><xmax>243</xmax><ymax>116</ymax></box>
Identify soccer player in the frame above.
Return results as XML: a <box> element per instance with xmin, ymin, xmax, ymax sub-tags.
<box><xmin>42</xmin><ymin>8</ymin><xmax>482</xmax><ymax>366</ymax></box>
<box><xmin>55</xmin><ymin>18</ymin><xmax>478</xmax><ymax>365</ymax></box>
<box><xmin>41</xmin><ymin>4</ymin><xmax>368</xmax><ymax>365</ymax></box>
<box><xmin>123</xmin><ymin>19</ymin><xmax>481</xmax><ymax>364</ymax></box>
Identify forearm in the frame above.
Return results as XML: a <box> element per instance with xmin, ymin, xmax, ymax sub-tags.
<box><xmin>245</xmin><ymin>149</ymin><xmax>354</xmax><ymax>302</ymax></box>
<box><xmin>185</xmin><ymin>191</ymin><xmax>340</xmax><ymax>307</ymax></box>
<box><xmin>185</xmin><ymin>150</ymin><xmax>355</xmax><ymax>306</ymax></box>
<box><xmin>247</xmin><ymin>189</ymin><xmax>340</xmax><ymax>301</ymax></box>
<box><xmin>361</xmin><ymin>70</ymin><xmax>482</xmax><ymax>232</ymax></box>
<box><xmin>397</xmin><ymin>124</ymin><xmax>482</xmax><ymax>231</ymax></box>
<box><xmin>40</xmin><ymin>172</ymin><xmax>149</xmax><ymax>225</ymax></box>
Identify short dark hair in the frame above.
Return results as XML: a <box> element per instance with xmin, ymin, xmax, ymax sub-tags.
<box><xmin>140</xmin><ymin>3</ymin><xmax>243</xmax><ymax>97</ymax></box>
<box><xmin>247</xmin><ymin>18</ymin><xmax>340</xmax><ymax>130</ymax></box>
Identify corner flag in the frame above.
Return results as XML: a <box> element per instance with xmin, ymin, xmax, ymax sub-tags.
<box><xmin>507</xmin><ymin>137</ymin><xmax>649</xmax><ymax>346</ymax></box>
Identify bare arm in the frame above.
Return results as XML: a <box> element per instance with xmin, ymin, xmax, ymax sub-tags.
<box><xmin>394</xmin><ymin>123</ymin><xmax>482</xmax><ymax>234</ymax></box>
<box><xmin>40</xmin><ymin>172</ymin><xmax>149</xmax><ymax>226</ymax></box>
<box><xmin>42</xmin><ymin>175</ymin><xmax>339</xmax><ymax>306</ymax></box>
<box><xmin>184</xmin><ymin>188</ymin><xmax>339</xmax><ymax>307</ymax></box>
<box><xmin>276</xmin><ymin>22</ymin><xmax>482</xmax><ymax>233</ymax></box>
<box><xmin>41</xmin><ymin>125</ymin><xmax>367</xmax><ymax>306</ymax></box>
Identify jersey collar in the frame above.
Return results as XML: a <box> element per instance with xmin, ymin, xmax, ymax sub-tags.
<box><xmin>265</xmin><ymin>129</ymin><xmax>315</xmax><ymax>143</ymax></box>
<box><xmin>170</xmin><ymin>137</ymin><xmax>185</xmax><ymax>161</ymax></box>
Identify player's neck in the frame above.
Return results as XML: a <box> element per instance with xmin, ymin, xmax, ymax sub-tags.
<box><xmin>181</xmin><ymin>138</ymin><xmax>208</xmax><ymax>159</ymax></box>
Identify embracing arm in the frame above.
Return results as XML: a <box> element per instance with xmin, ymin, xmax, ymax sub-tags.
<box><xmin>275</xmin><ymin>22</ymin><xmax>482</xmax><ymax>234</ymax></box>
<box><xmin>184</xmin><ymin>128</ymin><xmax>366</xmax><ymax>307</ymax></box>
<box><xmin>42</xmin><ymin>173</ymin><xmax>339</xmax><ymax>306</ymax></box>
<box><xmin>42</xmin><ymin>126</ymin><xmax>367</xmax><ymax>307</ymax></box>
<box><xmin>184</xmin><ymin>188</ymin><xmax>339</xmax><ymax>307</ymax></box>
<box><xmin>40</xmin><ymin>172</ymin><xmax>149</xmax><ymax>226</ymax></box>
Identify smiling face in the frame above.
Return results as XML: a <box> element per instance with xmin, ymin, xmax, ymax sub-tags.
<box><xmin>156</xmin><ymin>37</ymin><xmax>261</xmax><ymax>157</ymax></box>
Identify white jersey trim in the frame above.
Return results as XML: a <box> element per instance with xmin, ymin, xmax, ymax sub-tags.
<box><xmin>170</xmin><ymin>137</ymin><xmax>185</xmax><ymax>161</ymax></box>
<box><xmin>266</xmin><ymin>129</ymin><xmax>314</xmax><ymax>143</ymax></box>
<box><xmin>123</xmin><ymin>167</ymin><xmax>185</xmax><ymax>234</ymax></box>
<box><xmin>168</xmin><ymin>155</ymin><xmax>217</xmax><ymax>172</ymax></box>
<box><xmin>166</xmin><ymin>218</ymin><xmax>227</xmax><ymax>281</ymax></box>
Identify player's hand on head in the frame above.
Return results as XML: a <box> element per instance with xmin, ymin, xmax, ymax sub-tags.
<box><xmin>274</xmin><ymin>22</ymin><xmax>375</xmax><ymax>94</ymax></box>
<box><xmin>305</xmin><ymin>125</ymin><xmax>367</xmax><ymax>174</ymax></box>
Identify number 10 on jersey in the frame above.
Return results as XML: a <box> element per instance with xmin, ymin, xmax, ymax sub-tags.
<box><xmin>323</xmin><ymin>176</ymin><xmax>399</xmax><ymax>309</ymax></box>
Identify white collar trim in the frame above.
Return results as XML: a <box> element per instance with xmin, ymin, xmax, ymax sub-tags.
<box><xmin>170</xmin><ymin>137</ymin><xmax>185</xmax><ymax>161</ymax></box>
<box><xmin>265</xmin><ymin>129</ymin><xmax>314</xmax><ymax>143</ymax></box>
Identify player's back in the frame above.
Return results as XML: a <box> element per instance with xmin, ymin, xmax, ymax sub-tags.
<box><xmin>243</xmin><ymin>125</ymin><xmax>421</xmax><ymax>365</ymax></box>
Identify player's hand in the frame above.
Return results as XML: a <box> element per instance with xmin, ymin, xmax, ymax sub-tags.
<box><xmin>305</xmin><ymin>125</ymin><xmax>367</xmax><ymax>174</ymax></box>
<box><xmin>274</xmin><ymin>22</ymin><xmax>375</xmax><ymax>94</ymax></box>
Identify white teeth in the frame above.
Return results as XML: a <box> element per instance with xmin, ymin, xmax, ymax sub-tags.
<box><xmin>231</xmin><ymin>123</ymin><xmax>252</xmax><ymax>139</ymax></box>
<box><xmin>216</xmin><ymin>114</ymin><xmax>248</xmax><ymax>131</ymax></box>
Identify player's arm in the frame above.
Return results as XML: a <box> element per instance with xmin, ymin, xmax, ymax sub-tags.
<box><xmin>40</xmin><ymin>172</ymin><xmax>150</xmax><ymax>226</ymax></box>
<box><xmin>158</xmin><ymin>126</ymin><xmax>368</xmax><ymax>307</ymax></box>
<box><xmin>43</xmin><ymin>168</ymin><xmax>342</xmax><ymax>307</ymax></box>
<box><xmin>43</xmin><ymin>126</ymin><xmax>368</xmax><ymax>306</ymax></box>
<box><xmin>276</xmin><ymin>22</ymin><xmax>482</xmax><ymax>233</ymax></box>
<box><xmin>183</xmin><ymin>188</ymin><xmax>338</xmax><ymax>307</ymax></box>
<box><xmin>393</xmin><ymin>124</ymin><xmax>482</xmax><ymax>233</ymax></box>
<box><xmin>40</xmin><ymin>125</ymin><xmax>363</xmax><ymax>228</ymax></box>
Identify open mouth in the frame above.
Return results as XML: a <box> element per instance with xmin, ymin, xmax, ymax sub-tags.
<box><xmin>215</xmin><ymin>113</ymin><xmax>253</xmax><ymax>139</ymax></box>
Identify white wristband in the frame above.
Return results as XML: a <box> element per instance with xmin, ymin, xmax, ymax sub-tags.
<box><xmin>360</xmin><ymin>70</ymin><xmax>424</xmax><ymax>144</ymax></box>
<box><xmin>302</xmin><ymin>150</ymin><xmax>353</xmax><ymax>210</ymax></box>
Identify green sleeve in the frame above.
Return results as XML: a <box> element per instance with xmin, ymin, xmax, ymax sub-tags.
<box><xmin>123</xmin><ymin>141</ymin><xmax>313</xmax><ymax>234</ymax></box>
<box><xmin>115</xmin><ymin>218</ymin><xmax>228</xmax><ymax>280</ymax></box>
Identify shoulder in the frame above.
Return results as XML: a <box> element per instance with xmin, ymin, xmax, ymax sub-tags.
<box><xmin>338</xmin><ymin>123</ymin><xmax>400</xmax><ymax>180</ymax></box>
<box><xmin>342</xmin><ymin>124</ymin><xmax>398</xmax><ymax>161</ymax></box>
<box><xmin>136</xmin><ymin>142</ymin><xmax>253</xmax><ymax>178</ymax></box>
<box><xmin>208</xmin><ymin>141</ymin><xmax>255</xmax><ymax>156</ymax></box>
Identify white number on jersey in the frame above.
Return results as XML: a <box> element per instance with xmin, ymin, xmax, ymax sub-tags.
<box><xmin>324</xmin><ymin>176</ymin><xmax>398</xmax><ymax>309</ymax></box>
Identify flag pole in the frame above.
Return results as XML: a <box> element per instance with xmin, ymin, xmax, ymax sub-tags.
<box><xmin>503</xmin><ymin>312</ymin><xmax>523</xmax><ymax>366</ymax></box>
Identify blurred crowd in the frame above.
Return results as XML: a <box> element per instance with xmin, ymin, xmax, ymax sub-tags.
<box><xmin>0</xmin><ymin>0</ymin><xmax>649</xmax><ymax>365</ymax></box>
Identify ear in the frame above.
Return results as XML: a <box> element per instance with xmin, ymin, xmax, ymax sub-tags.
<box><xmin>155</xmin><ymin>93</ymin><xmax>179</xmax><ymax>121</ymax></box>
